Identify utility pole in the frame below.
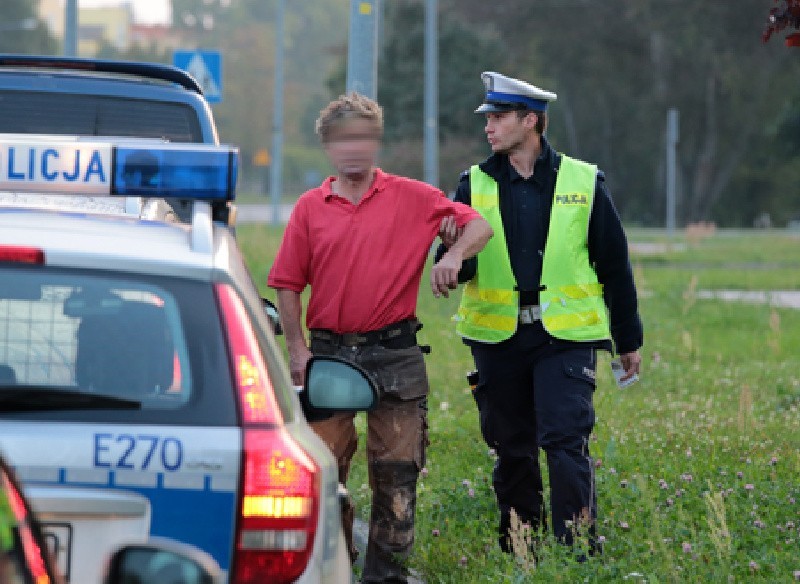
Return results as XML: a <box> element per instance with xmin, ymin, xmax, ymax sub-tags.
<box><xmin>270</xmin><ymin>0</ymin><xmax>285</xmax><ymax>225</ymax></box>
<box><xmin>64</xmin><ymin>0</ymin><xmax>78</xmax><ymax>57</ymax></box>
<box><xmin>423</xmin><ymin>0</ymin><xmax>438</xmax><ymax>187</ymax></box>
<box><xmin>665</xmin><ymin>108</ymin><xmax>679</xmax><ymax>236</ymax></box>
<box><xmin>346</xmin><ymin>0</ymin><xmax>379</xmax><ymax>98</ymax></box>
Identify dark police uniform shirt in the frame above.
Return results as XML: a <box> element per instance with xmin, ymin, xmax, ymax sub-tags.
<box><xmin>437</xmin><ymin>136</ymin><xmax>643</xmax><ymax>354</ymax></box>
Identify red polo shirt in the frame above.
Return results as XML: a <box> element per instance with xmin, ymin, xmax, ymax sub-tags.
<box><xmin>268</xmin><ymin>168</ymin><xmax>480</xmax><ymax>333</ymax></box>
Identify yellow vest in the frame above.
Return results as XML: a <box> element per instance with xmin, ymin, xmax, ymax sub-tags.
<box><xmin>455</xmin><ymin>155</ymin><xmax>611</xmax><ymax>344</ymax></box>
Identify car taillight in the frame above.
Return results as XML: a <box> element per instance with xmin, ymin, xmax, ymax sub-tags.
<box><xmin>234</xmin><ymin>429</ymin><xmax>320</xmax><ymax>584</ymax></box>
<box><xmin>2</xmin><ymin>471</ymin><xmax>51</xmax><ymax>584</ymax></box>
<box><xmin>0</xmin><ymin>245</ymin><xmax>44</xmax><ymax>264</ymax></box>
<box><xmin>215</xmin><ymin>283</ymin><xmax>282</xmax><ymax>425</ymax></box>
<box><xmin>215</xmin><ymin>284</ymin><xmax>321</xmax><ymax>583</ymax></box>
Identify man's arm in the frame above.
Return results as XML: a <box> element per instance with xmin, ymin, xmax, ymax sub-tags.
<box><xmin>431</xmin><ymin>217</ymin><xmax>492</xmax><ymax>298</ymax></box>
<box><xmin>434</xmin><ymin>172</ymin><xmax>478</xmax><ymax>283</ymax></box>
<box><xmin>276</xmin><ymin>288</ymin><xmax>313</xmax><ymax>386</ymax></box>
<box><xmin>588</xmin><ymin>173</ymin><xmax>643</xmax><ymax>380</ymax></box>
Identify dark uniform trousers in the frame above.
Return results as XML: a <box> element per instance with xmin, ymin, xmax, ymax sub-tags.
<box><xmin>309</xmin><ymin>338</ymin><xmax>429</xmax><ymax>584</ymax></box>
<box><xmin>470</xmin><ymin>321</ymin><xmax>599</xmax><ymax>552</ymax></box>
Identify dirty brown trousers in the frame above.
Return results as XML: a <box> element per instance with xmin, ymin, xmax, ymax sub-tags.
<box><xmin>309</xmin><ymin>336</ymin><xmax>429</xmax><ymax>584</ymax></box>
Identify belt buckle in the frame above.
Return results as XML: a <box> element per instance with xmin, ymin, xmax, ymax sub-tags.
<box><xmin>519</xmin><ymin>307</ymin><xmax>533</xmax><ymax>325</ymax></box>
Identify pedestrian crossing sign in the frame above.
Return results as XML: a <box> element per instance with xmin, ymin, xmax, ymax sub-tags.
<box><xmin>173</xmin><ymin>50</ymin><xmax>223</xmax><ymax>104</ymax></box>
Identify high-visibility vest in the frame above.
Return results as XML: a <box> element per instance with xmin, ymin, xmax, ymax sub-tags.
<box><xmin>455</xmin><ymin>155</ymin><xmax>611</xmax><ymax>343</ymax></box>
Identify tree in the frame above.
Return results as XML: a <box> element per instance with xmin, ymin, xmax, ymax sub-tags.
<box><xmin>453</xmin><ymin>0</ymin><xmax>800</xmax><ymax>226</ymax></box>
<box><xmin>0</xmin><ymin>0</ymin><xmax>57</xmax><ymax>55</ymax></box>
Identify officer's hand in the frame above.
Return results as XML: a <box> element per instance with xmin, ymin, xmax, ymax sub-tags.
<box><xmin>438</xmin><ymin>216</ymin><xmax>464</xmax><ymax>249</ymax></box>
<box><xmin>620</xmin><ymin>350</ymin><xmax>642</xmax><ymax>382</ymax></box>
<box><xmin>288</xmin><ymin>344</ymin><xmax>313</xmax><ymax>386</ymax></box>
<box><xmin>431</xmin><ymin>251</ymin><xmax>462</xmax><ymax>298</ymax></box>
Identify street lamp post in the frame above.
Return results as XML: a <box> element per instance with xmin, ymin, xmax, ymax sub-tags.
<box><xmin>65</xmin><ymin>0</ymin><xmax>78</xmax><ymax>57</ymax></box>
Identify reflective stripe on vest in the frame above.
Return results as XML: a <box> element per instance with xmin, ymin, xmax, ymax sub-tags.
<box><xmin>455</xmin><ymin>155</ymin><xmax>611</xmax><ymax>343</ymax></box>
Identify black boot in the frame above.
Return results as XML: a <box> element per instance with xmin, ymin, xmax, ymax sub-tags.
<box><xmin>362</xmin><ymin>461</ymin><xmax>418</xmax><ymax>583</ymax></box>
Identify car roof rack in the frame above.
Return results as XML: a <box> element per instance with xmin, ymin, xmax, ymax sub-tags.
<box><xmin>0</xmin><ymin>55</ymin><xmax>203</xmax><ymax>95</ymax></box>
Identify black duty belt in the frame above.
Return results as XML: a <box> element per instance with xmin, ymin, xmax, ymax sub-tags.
<box><xmin>310</xmin><ymin>319</ymin><xmax>421</xmax><ymax>348</ymax></box>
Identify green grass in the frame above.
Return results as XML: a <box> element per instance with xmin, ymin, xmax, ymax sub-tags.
<box><xmin>238</xmin><ymin>226</ymin><xmax>800</xmax><ymax>583</ymax></box>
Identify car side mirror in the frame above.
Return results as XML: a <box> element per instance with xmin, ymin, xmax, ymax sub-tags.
<box><xmin>262</xmin><ymin>298</ymin><xmax>282</xmax><ymax>335</ymax></box>
<box><xmin>104</xmin><ymin>538</ymin><xmax>222</xmax><ymax>584</ymax></box>
<box><xmin>304</xmin><ymin>356</ymin><xmax>378</xmax><ymax>412</ymax></box>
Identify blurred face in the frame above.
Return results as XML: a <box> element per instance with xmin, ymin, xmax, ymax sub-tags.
<box><xmin>323</xmin><ymin>117</ymin><xmax>381</xmax><ymax>180</ymax></box>
<box><xmin>484</xmin><ymin>111</ymin><xmax>538</xmax><ymax>153</ymax></box>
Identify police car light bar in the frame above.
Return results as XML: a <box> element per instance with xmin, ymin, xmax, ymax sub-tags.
<box><xmin>0</xmin><ymin>136</ymin><xmax>238</xmax><ymax>201</ymax></box>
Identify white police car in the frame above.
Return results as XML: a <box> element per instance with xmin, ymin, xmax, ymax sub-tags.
<box><xmin>0</xmin><ymin>135</ymin><xmax>376</xmax><ymax>583</ymax></box>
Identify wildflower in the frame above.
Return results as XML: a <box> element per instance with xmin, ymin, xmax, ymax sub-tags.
<box><xmin>439</xmin><ymin>401</ymin><xmax>449</xmax><ymax>411</ymax></box>
<box><xmin>459</xmin><ymin>556</ymin><xmax>468</xmax><ymax>567</ymax></box>
<box><xmin>749</xmin><ymin>560</ymin><xmax>758</xmax><ymax>572</ymax></box>
<box><xmin>682</xmin><ymin>542</ymin><xmax>692</xmax><ymax>553</ymax></box>
<box><xmin>432</xmin><ymin>529</ymin><xmax>440</xmax><ymax>537</ymax></box>
<box><xmin>597</xmin><ymin>535</ymin><xmax>606</xmax><ymax>544</ymax></box>
<box><xmin>462</xmin><ymin>479</ymin><xmax>471</xmax><ymax>487</ymax></box>
<box><xmin>609</xmin><ymin>467</ymin><xmax>617</xmax><ymax>475</ymax></box>
<box><xmin>770</xmin><ymin>456</ymin><xmax>778</xmax><ymax>465</ymax></box>
<box><xmin>792</xmin><ymin>569</ymin><xmax>800</xmax><ymax>581</ymax></box>
<box><xmin>420</xmin><ymin>467</ymin><xmax>429</xmax><ymax>478</ymax></box>
<box><xmin>619</xmin><ymin>521</ymin><xmax>630</xmax><ymax>530</ymax></box>
<box><xmin>685</xmin><ymin>447</ymin><xmax>692</xmax><ymax>458</ymax></box>
<box><xmin>487</xmin><ymin>448</ymin><xmax>496</xmax><ymax>457</ymax></box>
<box><xmin>658</xmin><ymin>479</ymin><xmax>669</xmax><ymax>490</ymax></box>
<box><xmin>680</xmin><ymin>473</ymin><xmax>693</xmax><ymax>482</ymax></box>
<box><xmin>666</xmin><ymin>498</ymin><xmax>674</xmax><ymax>506</ymax></box>
<box><xmin>620</xmin><ymin>479</ymin><xmax>629</xmax><ymax>488</ymax></box>
<box><xmin>595</xmin><ymin>458</ymin><xmax>603</xmax><ymax>468</ymax></box>
<box><xmin>754</xmin><ymin>519</ymin><xmax>765</xmax><ymax>529</ymax></box>
<box><xmin>736</xmin><ymin>471</ymin><xmax>744</xmax><ymax>479</ymax></box>
<box><xmin>744</xmin><ymin>483</ymin><xmax>755</xmax><ymax>491</ymax></box>
<box><xmin>468</xmin><ymin>488</ymin><xmax>475</xmax><ymax>498</ymax></box>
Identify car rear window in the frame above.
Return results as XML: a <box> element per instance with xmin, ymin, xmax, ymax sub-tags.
<box><xmin>0</xmin><ymin>265</ymin><xmax>237</xmax><ymax>426</ymax></box>
<box><xmin>0</xmin><ymin>90</ymin><xmax>202</xmax><ymax>142</ymax></box>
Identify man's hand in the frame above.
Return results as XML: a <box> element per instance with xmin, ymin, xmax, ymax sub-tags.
<box><xmin>439</xmin><ymin>216</ymin><xmax>464</xmax><ymax>249</ymax></box>
<box><xmin>620</xmin><ymin>350</ymin><xmax>642</xmax><ymax>382</ymax></box>
<box><xmin>288</xmin><ymin>343</ymin><xmax>313</xmax><ymax>386</ymax></box>
<box><xmin>431</xmin><ymin>250</ymin><xmax>462</xmax><ymax>298</ymax></box>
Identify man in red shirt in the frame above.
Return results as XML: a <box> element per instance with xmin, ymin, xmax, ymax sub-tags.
<box><xmin>268</xmin><ymin>92</ymin><xmax>491</xmax><ymax>582</ymax></box>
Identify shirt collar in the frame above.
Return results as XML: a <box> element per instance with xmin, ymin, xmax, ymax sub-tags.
<box><xmin>323</xmin><ymin>168</ymin><xmax>388</xmax><ymax>202</ymax></box>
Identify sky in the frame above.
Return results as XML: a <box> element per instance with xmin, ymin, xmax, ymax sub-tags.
<box><xmin>78</xmin><ymin>0</ymin><xmax>172</xmax><ymax>25</ymax></box>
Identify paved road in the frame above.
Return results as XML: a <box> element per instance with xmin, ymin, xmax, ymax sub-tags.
<box><xmin>236</xmin><ymin>203</ymin><xmax>294</xmax><ymax>224</ymax></box>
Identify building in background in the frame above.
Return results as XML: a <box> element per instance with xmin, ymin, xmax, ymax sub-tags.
<box><xmin>37</xmin><ymin>0</ymin><xmax>178</xmax><ymax>56</ymax></box>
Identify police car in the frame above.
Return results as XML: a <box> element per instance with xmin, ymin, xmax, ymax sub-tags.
<box><xmin>0</xmin><ymin>55</ymin><xmax>224</xmax><ymax>221</ymax></box>
<box><xmin>0</xmin><ymin>135</ymin><xmax>376</xmax><ymax>583</ymax></box>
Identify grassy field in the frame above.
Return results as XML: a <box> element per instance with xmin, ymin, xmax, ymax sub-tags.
<box><xmin>237</xmin><ymin>225</ymin><xmax>800</xmax><ymax>583</ymax></box>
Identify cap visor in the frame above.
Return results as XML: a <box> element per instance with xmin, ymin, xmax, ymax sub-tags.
<box><xmin>474</xmin><ymin>102</ymin><xmax>519</xmax><ymax>114</ymax></box>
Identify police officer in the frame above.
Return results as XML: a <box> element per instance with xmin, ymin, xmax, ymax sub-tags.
<box><xmin>438</xmin><ymin>72</ymin><xmax>643</xmax><ymax>555</ymax></box>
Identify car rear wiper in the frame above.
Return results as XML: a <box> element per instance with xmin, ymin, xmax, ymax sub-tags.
<box><xmin>0</xmin><ymin>386</ymin><xmax>141</xmax><ymax>412</ymax></box>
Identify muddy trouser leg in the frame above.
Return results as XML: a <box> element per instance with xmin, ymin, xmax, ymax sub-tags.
<box><xmin>360</xmin><ymin>345</ymin><xmax>429</xmax><ymax>584</ymax></box>
<box><xmin>533</xmin><ymin>346</ymin><xmax>598</xmax><ymax>553</ymax></box>
<box><xmin>310</xmin><ymin>411</ymin><xmax>360</xmax><ymax>562</ymax></box>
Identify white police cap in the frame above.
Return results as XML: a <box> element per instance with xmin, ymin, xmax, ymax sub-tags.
<box><xmin>475</xmin><ymin>71</ymin><xmax>557</xmax><ymax>114</ymax></box>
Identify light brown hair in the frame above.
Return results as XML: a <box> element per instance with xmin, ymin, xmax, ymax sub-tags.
<box><xmin>315</xmin><ymin>92</ymin><xmax>384</xmax><ymax>143</ymax></box>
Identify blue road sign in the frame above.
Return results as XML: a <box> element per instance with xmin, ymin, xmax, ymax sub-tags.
<box><xmin>173</xmin><ymin>50</ymin><xmax>222</xmax><ymax>104</ymax></box>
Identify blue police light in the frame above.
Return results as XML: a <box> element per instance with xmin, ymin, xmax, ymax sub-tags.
<box><xmin>113</xmin><ymin>145</ymin><xmax>238</xmax><ymax>201</ymax></box>
<box><xmin>0</xmin><ymin>136</ymin><xmax>238</xmax><ymax>201</ymax></box>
